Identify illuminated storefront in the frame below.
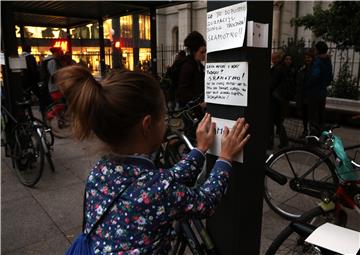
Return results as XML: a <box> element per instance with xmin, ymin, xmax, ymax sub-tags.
<box><xmin>15</xmin><ymin>14</ymin><xmax>151</xmax><ymax>73</ymax></box>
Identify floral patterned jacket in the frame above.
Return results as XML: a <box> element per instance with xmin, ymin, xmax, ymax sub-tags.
<box><xmin>84</xmin><ymin>148</ymin><xmax>232</xmax><ymax>254</ymax></box>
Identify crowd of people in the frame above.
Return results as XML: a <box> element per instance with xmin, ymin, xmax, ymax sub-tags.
<box><xmin>268</xmin><ymin>41</ymin><xmax>333</xmax><ymax>149</ymax></box>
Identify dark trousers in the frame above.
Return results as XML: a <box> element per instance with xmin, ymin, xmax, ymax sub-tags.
<box><xmin>301</xmin><ymin>102</ymin><xmax>308</xmax><ymax>134</ymax></box>
<box><xmin>307</xmin><ymin>97</ymin><xmax>326</xmax><ymax>136</ymax></box>
<box><xmin>268</xmin><ymin>96</ymin><xmax>289</xmax><ymax>148</ymax></box>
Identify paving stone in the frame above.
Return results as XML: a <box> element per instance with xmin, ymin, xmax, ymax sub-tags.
<box><xmin>3</xmin><ymin>235</ymin><xmax>70</xmax><ymax>255</ymax></box>
<box><xmin>31</xmin><ymin>183</ymin><xmax>84</xmax><ymax>233</ymax></box>
<box><xmin>1</xmin><ymin>197</ymin><xmax>63</xmax><ymax>253</ymax></box>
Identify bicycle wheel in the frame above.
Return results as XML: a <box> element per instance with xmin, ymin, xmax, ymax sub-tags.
<box><xmin>264</xmin><ymin>146</ymin><xmax>338</xmax><ymax>220</ymax></box>
<box><xmin>265</xmin><ymin>206</ymin><xmax>346</xmax><ymax>255</ymax></box>
<box><xmin>164</xmin><ymin>133</ymin><xmax>191</xmax><ymax>168</ymax></box>
<box><xmin>12</xmin><ymin>123</ymin><xmax>44</xmax><ymax>187</ymax></box>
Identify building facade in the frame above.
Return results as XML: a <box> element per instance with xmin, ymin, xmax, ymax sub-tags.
<box><xmin>156</xmin><ymin>1</ymin><xmax>359</xmax><ymax>84</ymax></box>
<box><xmin>16</xmin><ymin>14</ymin><xmax>152</xmax><ymax>75</ymax></box>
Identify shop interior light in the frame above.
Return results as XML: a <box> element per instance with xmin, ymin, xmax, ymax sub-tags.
<box><xmin>114</xmin><ymin>41</ymin><xmax>121</xmax><ymax>48</ymax></box>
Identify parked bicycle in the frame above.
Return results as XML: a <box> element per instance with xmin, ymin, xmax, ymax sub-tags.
<box><xmin>265</xmin><ymin>174</ymin><xmax>360</xmax><ymax>255</ymax></box>
<box><xmin>1</xmin><ymin>89</ymin><xmax>55</xmax><ymax>187</ymax></box>
<box><xmin>264</xmin><ymin>125</ymin><xmax>360</xmax><ymax>220</ymax></box>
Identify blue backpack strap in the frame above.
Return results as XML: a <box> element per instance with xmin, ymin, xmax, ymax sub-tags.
<box><xmin>83</xmin><ymin>172</ymin><xmax>144</xmax><ymax>236</ymax></box>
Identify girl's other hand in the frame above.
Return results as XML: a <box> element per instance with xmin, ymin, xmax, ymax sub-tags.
<box><xmin>220</xmin><ymin>118</ymin><xmax>250</xmax><ymax>162</ymax></box>
<box><xmin>196</xmin><ymin>113</ymin><xmax>215</xmax><ymax>153</ymax></box>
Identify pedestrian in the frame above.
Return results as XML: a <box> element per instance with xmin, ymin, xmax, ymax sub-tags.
<box><xmin>40</xmin><ymin>47</ymin><xmax>64</xmax><ymax>120</ymax></box>
<box><xmin>163</xmin><ymin>50</ymin><xmax>187</xmax><ymax>111</ymax></box>
<box><xmin>176</xmin><ymin>31</ymin><xmax>206</xmax><ymax>107</ymax></box>
<box><xmin>268</xmin><ymin>52</ymin><xmax>292</xmax><ymax>149</ymax></box>
<box><xmin>303</xmin><ymin>41</ymin><xmax>332</xmax><ymax>136</ymax></box>
<box><xmin>295</xmin><ymin>49</ymin><xmax>315</xmax><ymax>137</ymax></box>
<box><xmin>55</xmin><ymin>66</ymin><xmax>250</xmax><ymax>254</ymax></box>
<box><xmin>20</xmin><ymin>45</ymin><xmax>43</xmax><ymax>109</ymax></box>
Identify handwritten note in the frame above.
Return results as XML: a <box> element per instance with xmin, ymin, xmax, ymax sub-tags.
<box><xmin>205</xmin><ymin>62</ymin><xmax>248</xmax><ymax>106</ymax></box>
<box><xmin>207</xmin><ymin>2</ymin><xmax>247</xmax><ymax>53</ymax></box>
<box><xmin>208</xmin><ymin>117</ymin><xmax>243</xmax><ymax>163</ymax></box>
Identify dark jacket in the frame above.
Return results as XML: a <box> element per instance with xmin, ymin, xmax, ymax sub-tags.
<box><xmin>303</xmin><ymin>56</ymin><xmax>332</xmax><ymax>98</ymax></box>
<box><xmin>295</xmin><ymin>63</ymin><xmax>313</xmax><ymax>105</ymax></box>
<box><xmin>176</xmin><ymin>56</ymin><xmax>204</xmax><ymax>106</ymax></box>
<box><xmin>271</xmin><ymin>64</ymin><xmax>296</xmax><ymax>102</ymax></box>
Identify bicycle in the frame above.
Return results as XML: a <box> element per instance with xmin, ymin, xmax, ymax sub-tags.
<box><xmin>264</xmin><ymin>125</ymin><xmax>360</xmax><ymax>220</ymax></box>
<box><xmin>44</xmin><ymin>96</ymin><xmax>71</xmax><ymax>139</ymax></box>
<box><xmin>265</xmin><ymin>176</ymin><xmax>360</xmax><ymax>255</ymax></box>
<box><xmin>1</xmin><ymin>89</ymin><xmax>55</xmax><ymax>187</ymax></box>
<box><xmin>154</xmin><ymin>101</ymin><xmax>217</xmax><ymax>255</ymax></box>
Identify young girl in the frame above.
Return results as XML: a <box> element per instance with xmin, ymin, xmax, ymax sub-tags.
<box><xmin>55</xmin><ymin>66</ymin><xmax>250</xmax><ymax>254</ymax></box>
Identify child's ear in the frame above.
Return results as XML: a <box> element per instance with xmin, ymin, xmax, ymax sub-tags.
<box><xmin>142</xmin><ymin>115</ymin><xmax>152</xmax><ymax>135</ymax></box>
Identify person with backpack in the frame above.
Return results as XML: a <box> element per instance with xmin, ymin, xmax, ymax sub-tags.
<box><xmin>20</xmin><ymin>45</ymin><xmax>42</xmax><ymax>105</ymax></box>
<box><xmin>40</xmin><ymin>47</ymin><xmax>64</xmax><ymax>119</ymax></box>
<box><xmin>162</xmin><ymin>50</ymin><xmax>186</xmax><ymax>111</ymax></box>
<box><xmin>176</xmin><ymin>31</ymin><xmax>206</xmax><ymax>108</ymax></box>
<box><xmin>303</xmin><ymin>41</ymin><xmax>333</xmax><ymax>136</ymax></box>
<box><xmin>54</xmin><ymin>66</ymin><xmax>251</xmax><ymax>254</ymax></box>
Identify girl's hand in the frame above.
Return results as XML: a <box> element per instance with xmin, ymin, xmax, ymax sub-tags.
<box><xmin>220</xmin><ymin>118</ymin><xmax>250</xmax><ymax>162</ymax></box>
<box><xmin>196</xmin><ymin>113</ymin><xmax>215</xmax><ymax>153</ymax></box>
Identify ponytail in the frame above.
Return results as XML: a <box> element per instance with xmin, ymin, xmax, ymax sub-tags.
<box><xmin>53</xmin><ymin>66</ymin><xmax>164</xmax><ymax>151</ymax></box>
<box><xmin>53</xmin><ymin>65</ymin><xmax>102</xmax><ymax>140</ymax></box>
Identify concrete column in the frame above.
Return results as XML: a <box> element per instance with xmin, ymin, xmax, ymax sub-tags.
<box><xmin>112</xmin><ymin>17</ymin><xmax>122</xmax><ymax>69</ymax></box>
<box><xmin>133</xmin><ymin>14</ymin><xmax>140</xmax><ymax>69</ymax></box>
<box><xmin>1</xmin><ymin>3</ymin><xmax>25</xmax><ymax>131</ymax></box>
<box><xmin>272</xmin><ymin>1</ymin><xmax>282</xmax><ymax>48</ymax></box>
<box><xmin>178</xmin><ymin>3</ymin><xmax>191</xmax><ymax>46</ymax></box>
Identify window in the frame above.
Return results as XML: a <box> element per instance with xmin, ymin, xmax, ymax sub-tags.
<box><xmin>15</xmin><ymin>26</ymin><xmax>67</xmax><ymax>39</ymax></box>
<box><xmin>139</xmin><ymin>15</ymin><xmax>151</xmax><ymax>40</ymax></box>
<box><xmin>103</xmin><ymin>19</ymin><xmax>113</xmax><ymax>40</ymax></box>
<box><xmin>172</xmin><ymin>27</ymin><xmax>179</xmax><ymax>51</ymax></box>
<box><xmin>122</xmin><ymin>47</ymin><xmax>134</xmax><ymax>70</ymax></box>
<box><xmin>120</xmin><ymin>15</ymin><xmax>133</xmax><ymax>38</ymax></box>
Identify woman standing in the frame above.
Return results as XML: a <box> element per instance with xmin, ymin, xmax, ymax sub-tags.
<box><xmin>176</xmin><ymin>31</ymin><xmax>206</xmax><ymax>107</ymax></box>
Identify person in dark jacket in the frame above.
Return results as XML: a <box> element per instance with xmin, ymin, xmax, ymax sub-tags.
<box><xmin>303</xmin><ymin>41</ymin><xmax>332</xmax><ymax>136</ymax></box>
<box><xmin>296</xmin><ymin>49</ymin><xmax>315</xmax><ymax>137</ymax></box>
<box><xmin>269</xmin><ymin>53</ymin><xmax>296</xmax><ymax>149</ymax></box>
<box><xmin>176</xmin><ymin>31</ymin><xmax>206</xmax><ymax>107</ymax></box>
<box><xmin>20</xmin><ymin>45</ymin><xmax>47</xmax><ymax>114</ymax></box>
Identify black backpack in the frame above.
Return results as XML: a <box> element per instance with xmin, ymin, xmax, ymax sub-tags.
<box><xmin>39</xmin><ymin>58</ymin><xmax>61</xmax><ymax>87</ymax></box>
<box><xmin>166</xmin><ymin>57</ymin><xmax>188</xmax><ymax>90</ymax></box>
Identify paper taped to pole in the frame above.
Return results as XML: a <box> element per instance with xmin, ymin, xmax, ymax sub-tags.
<box><xmin>205</xmin><ymin>62</ymin><xmax>248</xmax><ymax>106</ymax></box>
<box><xmin>208</xmin><ymin>117</ymin><xmax>244</xmax><ymax>163</ymax></box>
<box><xmin>207</xmin><ymin>2</ymin><xmax>247</xmax><ymax>53</ymax></box>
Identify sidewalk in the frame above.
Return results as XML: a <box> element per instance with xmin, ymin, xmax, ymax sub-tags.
<box><xmin>2</xmin><ymin>126</ymin><xmax>360</xmax><ymax>254</ymax></box>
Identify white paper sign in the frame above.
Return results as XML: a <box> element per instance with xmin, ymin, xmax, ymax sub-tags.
<box><xmin>205</xmin><ymin>62</ymin><xmax>248</xmax><ymax>106</ymax></box>
<box><xmin>208</xmin><ymin>117</ymin><xmax>243</xmax><ymax>163</ymax></box>
<box><xmin>305</xmin><ymin>223</ymin><xmax>360</xmax><ymax>255</ymax></box>
<box><xmin>9</xmin><ymin>56</ymin><xmax>27</xmax><ymax>70</ymax></box>
<box><xmin>0</xmin><ymin>53</ymin><xmax>5</xmax><ymax>65</ymax></box>
<box><xmin>247</xmin><ymin>21</ymin><xmax>269</xmax><ymax>48</ymax></box>
<box><xmin>207</xmin><ymin>2</ymin><xmax>247</xmax><ymax>53</ymax></box>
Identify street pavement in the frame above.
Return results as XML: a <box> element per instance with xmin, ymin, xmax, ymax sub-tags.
<box><xmin>1</xmin><ymin>124</ymin><xmax>359</xmax><ymax>254</ymax></box>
